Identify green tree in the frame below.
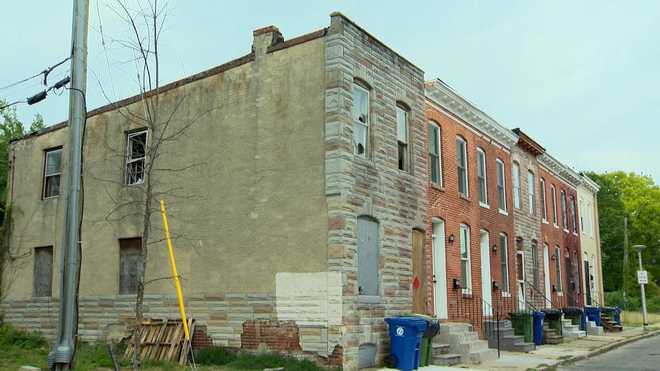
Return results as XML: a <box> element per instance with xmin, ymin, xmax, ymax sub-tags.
<box><xmin>0</xmin><ymin>100</ymin><xmax>43</xmax><ymax>211</ymax></box>
<box><xmin>587</xmin><ymin>171</ymin><xmax>660</xmax><ymax>297</ymax></box>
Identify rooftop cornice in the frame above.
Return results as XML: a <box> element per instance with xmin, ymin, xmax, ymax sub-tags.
<box><xmin>579</xmin><ymin>173</ymin><xmax>601</xmax><ymax>193</ymax></box>
<box><xmin>425</xmin><ymin>79</ymin><xmax>518</xmax><ymax>149</ymax></box>
<box><xmin>512</xmin><ymin>128</ymin><xmax>545</xmax><ymax>156</ymax></box>
<box><xmin>538</xmin><ymin>153</ymin><xmax>582</xmax><ymax>187</ymax></box>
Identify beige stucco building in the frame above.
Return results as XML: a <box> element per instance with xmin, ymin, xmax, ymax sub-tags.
<box><xmin>1</xmin><ymin>13</ymin><xmax>429</xmax><ymax>369</ymax></box>
<box><xmin>577</xmin><ymin>175</ymin><xmax>604</xmax><ymax>306</ymax></box>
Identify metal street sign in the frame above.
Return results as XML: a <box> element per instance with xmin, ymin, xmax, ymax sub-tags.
<box><xmin>638</xmin><ymin>270</ymin><xmax>648</xmax><ymax>285</ymax></box>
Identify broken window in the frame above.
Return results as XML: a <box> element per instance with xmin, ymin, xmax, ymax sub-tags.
<box><xmin>33</xmin><ymin>246</ymin><xmax>53</xmax><ymax>297</ymax></box>
<box><xmin>396</xmin><ymin>104</ymin><xmax>409</xmax><ymax>171</ymax></box>
<box><xmin>357</xmin><ymin>216</ymin><xmax>379</xmax><ymax>298</ymax></box>
<box><xmin>456</xmin><ymin>137</ymin><xmax>468</xmax><ymax>197</ymax></box>
<box><xmin>125</xmin><ymin>130</ymin><xmax>147</xmax><ymax>185</ymax></box>
<box><xmin>459</xmin><ymin>223</ymin><xmax>471</xmax><ymax>294</ymax></box>
<box><xmin>428</xmin><ymin>122</ymin><xmax>442</xmax><ymax>185</ymax></box>
<box><xmin>43</xmin><ymin>148</ymin><xmax>62</xmax><ymax>199</ymax></box>
<box><xmin>119</xmin><ymin>238</ymin><xmax>143</xmax><ymax>295</ymax></box>
<box><xmin>352</xmin><ymin>83</ymin><xmax>369</xmax><ymax>157</ymax></box>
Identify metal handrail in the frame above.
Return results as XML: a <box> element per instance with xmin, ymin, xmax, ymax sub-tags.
<box><xmin>526</xmin><ymin>282</ymin><xmax>557</xmax><ymax>310</ymax></box>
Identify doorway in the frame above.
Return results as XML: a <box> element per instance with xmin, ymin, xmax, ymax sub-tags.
<box><xmin>432</xmin><ymin>219</ymin><xmax>448</xmax><ymax>319</ymax></box>
<box><xmin>543</xmin><ymin>244</ymin><xmax>551</xmax><ymax>308</ymax></box>
<box><xmin>516</xmin><ymin>251</ymin><xmax>526</xmax><ymax>311</ymax></box>
<box><xmin>480</xmin><ymin>230</ymin><xmax>492</xmax><ymax>315</ymax></box>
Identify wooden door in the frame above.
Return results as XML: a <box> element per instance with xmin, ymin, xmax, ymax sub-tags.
<box><xmin>412</xmin><ymin>229</ymin><xmax>427</xmax><ymax>314</ymax></box>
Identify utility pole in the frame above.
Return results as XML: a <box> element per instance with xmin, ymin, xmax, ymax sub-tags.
<box><xmin>633</xmin><ymin>245</ymin><xmax>649</xmax><ymax>330</ymax></box>
<box><xmin>48</xmin><ymin>0</ymin><xmax>89</xmax><ymax>370</ymax></box>
<box><xmin>623</xmin><ymin>216</ymin><xmax>628</xmax><ymax>310</ymax></box>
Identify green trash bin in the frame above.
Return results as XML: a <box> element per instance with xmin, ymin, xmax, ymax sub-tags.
<box><xmin>509</xmin><ymin>311</ymin><xmax>533</xmax><ymax>343</ymax></box>
<box><xmin>412</xmin><ymin>314</ymin><xmax>440</xmax><ymax>366</ymax></box>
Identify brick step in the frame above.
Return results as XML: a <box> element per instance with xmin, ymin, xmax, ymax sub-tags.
<box><xmin>432</xmin><ymin>353</ymin><xmax>462</xmax><ymax>366</ymax></box>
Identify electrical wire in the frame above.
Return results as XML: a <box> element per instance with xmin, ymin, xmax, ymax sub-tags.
<box><xmin>0</xmin><ymin>56</ymin><xmax>71</xmax><ymax>91</ymax></box>
<box><xmin>0</xmin><ymin>100</ymin><xmax>25</xmax><ymax>110</ymax></box>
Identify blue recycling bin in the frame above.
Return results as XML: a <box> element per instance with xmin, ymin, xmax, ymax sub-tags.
<box><xmin>532</xmin><ymin>311</ymin><xmax>545</xmax><ymax>346</ymax></box>
<box><xmin>385</xmin><ymin>316</ymin><xmax>427</xmax><ymax>371</ymax></box>
<box><xmin>584</xmin><ymin>306</ymin><xmax>601</xmax><ymax>326</ymax></box>
<box><xmin>579</xmin><ymin>311</ymin><xmax>587</xmax><ymax>331</ymax></box>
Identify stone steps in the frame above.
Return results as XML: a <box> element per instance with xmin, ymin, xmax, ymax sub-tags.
<box><xmin>432</xmin><ymin>322</ymin><xmax>498</xmax><ymax>365</ymax></box>
<box><xmin>586</xmin><ymin>320</ymin><xmax>604</xmax><ymax>336</ymax></box>
<box><xmin>483</xmin><ymin>319</ymin><xmax>535</xmax><ymax>353</ymax></box>
<box><xmin>543</xmin><ymin>325</ymin><xmax>563</xmax><ymax>344</ymax></box>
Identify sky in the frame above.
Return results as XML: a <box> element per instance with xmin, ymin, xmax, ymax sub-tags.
<box><xmin>1</xmin><ymin>1</ymin><xmax>659</xmax><ymax>181</ymax></box>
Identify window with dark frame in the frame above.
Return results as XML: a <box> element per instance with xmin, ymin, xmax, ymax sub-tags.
<box><xmin>456</xmin><ymin>137</ymin><xmax>468</xmax><ymax>197</ymax></box>
<box><xmin>428</xmin><ymin>122</ymin><xmax>442</xmax><ymax>185</ymax></box>
<box><xmin>561</xmin><ymin>190</ymin><xmax>568</xmax><ymax>230</ymax></box>
<box><xmin>532</xmin><ymin>241</ymin><xmax>539</xmax><ymax>287</ymax></box>
<box><xmin>551</xmin><ymin>185</ymin><xmax>558</xmax><ymax>226</ymax></box>
<box><xmin>43</xmin><ymin>148</ymin><xmax>62</xmax><ymax>198</ymax></box>
<box><xmin>33</xmin><ymin>246</ymin><xmax>53</xmax><ymax>297</ymax></box>
<box><xmin>125</xmin><ymin>130</ymin><xmax>147</xmax><ymax>185</ymax></box>
<box><xmin>540</xmin><ymin>178</ymin><xmax>548</xmax><ymax>222</ymax></box>
<box><xmin>570</xmin><ymin>195</ymin><xmax>578</xmax><ymax>233</ymax></box>
<box><xmin>352</xmin><ymin>83</ymin><xmax>369</xmax><ymax>157</ymax></box>
<box><xmin>396</xmin><ymin>105</ymin><xmax>409</xmax><ymax>171</ymax></box>
<box><xmin>119</xmin><ymin>238</ymin><xmax>142</xmax><ymax>295</ymax></box>
<box><xmin>476</xmin><ymin>148</ymin><xmax>487</xmax><ymax>204</ymax></box>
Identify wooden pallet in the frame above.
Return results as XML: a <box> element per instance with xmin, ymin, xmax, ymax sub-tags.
<box><xmin>124</xmin><ymin>318</ymin><xmax>195</xmax><ymax>365</ymax></box>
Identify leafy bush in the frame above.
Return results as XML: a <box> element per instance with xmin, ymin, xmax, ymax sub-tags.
<box><xmin>194</xmin><ymin>346</ymin><xmax>236</xmax><ymax>365</ymax></box>
<box><xmin>605</xmin><ymin>290</ymin><xmax>660</xmax><ymax>312</ymax></box>
<box><xmin>0</xmin><ymin>324</ymin><xmax>48</xmax><ymax>349</ymax></box>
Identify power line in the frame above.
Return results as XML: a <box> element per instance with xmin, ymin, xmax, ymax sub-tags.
<box><xmin>0</xmin><ymin>76</ymin><xmax>71</xmax><ymax>110</ymax></box>
<box><xmin>0</xmin><ymin>56</ymin><xmax>71</xmax><ymax>91</ymax></box>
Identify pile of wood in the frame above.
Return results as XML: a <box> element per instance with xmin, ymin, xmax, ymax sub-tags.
<box><xmin>124</xmin><ymin>318</ymin><xmax>195</xmax><ymax>365</ymax></box>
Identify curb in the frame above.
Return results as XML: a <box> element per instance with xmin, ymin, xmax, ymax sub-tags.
<box><xmin>539</xmin><ymin>329</ymin><xmax>660</xmax><ymax>370</ymax></box>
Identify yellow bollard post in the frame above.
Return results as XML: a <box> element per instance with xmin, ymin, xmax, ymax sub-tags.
<box><xmin>159</xmin><ymin>199</ymin><xmax>190</xmax><ymax>340</ymax></box>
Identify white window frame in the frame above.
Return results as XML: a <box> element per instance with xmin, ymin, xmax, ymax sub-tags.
<box><xmin>476</xmin><ymin>148</ymin><xmax>488</xmax><ymax>206</ymax></box>
<box><xmin>456</xmin><ymin>136</ymin><xmax>469</xmax><ymax>197</ymax></box>
<box><xmin>551</xmin><ymin>185</ymin><xmax>558</xmax><ymax>227</ymax></box>
<box><xmin>555</xmin><ymin>246</ymin><xmax>563</xmax><ymax>293</ymax></box>
<box><xmin>561</xmin><ymin>190</ymin><xmax>569</xmax><ymax>232</ymax></box>
<box><xmin>499</xmin><ymin>233</ymin><xmax>510</xmax><ymax>294</ymax></box>
<box><xmin>125</xmin><ymin>130</ymin><xmax>148</xmax><ymax>185</ymax></box>
<box><xmin>428</xmin><ymin>121</ymin><xmax>442</xmax><ymax>186</ymax></box>
<box><xmin>512</xmin><ymin>161</ymin><xmax>521</xmax><ymax>209</ymax></box>
<box><xmin>570</xmin><ymin>195</ymin><xmax>578</xmax><ymax>234</ymax></box>
<box><xmin>496</xmin><ymin>159</ymin><xmax>507</xmax><ymax>213</ymax></box>
<box><xmin>460</xmin><ymin>224</ymin><xmax>472</xmax><ymax>294</ymax></box>
<box><xmin>352</xmin><ymin>83</ymin><xmax>370</xmax><ymax>157</ymax></box>
<box><xmin>42</xmin><ymin>147</ymin><xmax>63</xmax><ymax>199</ymax></box>
<box><xmin>527</xmin><ymin>170</ymin><xmax>536</xmax><ymax>215</ymax></box>
<box><xmin>540</xmin><ymin>178</ymin><xmax>548</xmax><ymax>222</ymax></box>
<box><xmin>396</xmin><ymin>104</ymin><xmax>409</xmax><ymax>172</ymax></box>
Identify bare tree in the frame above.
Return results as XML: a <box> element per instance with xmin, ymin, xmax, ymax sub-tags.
<box><xmin>93</xmin><ymin>1</ymin><xmax>214</xmax><ymax>368</ymax></box>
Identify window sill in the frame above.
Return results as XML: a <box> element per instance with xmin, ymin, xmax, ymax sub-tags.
<box><xmin>41</xmin><ymin>196</ymin><xmax>60</xmax><ymax>201</ymax></box>
<box><xmin>563</xmin><ymin>229</ymin><xmax>569</xmax><ymax>234</ymax></box>
<box><xmin>498</xmin><ymin>209</ymin><xmax>509</xmax><ymax>216</ymax></box>
<box><xmin>553</xmin><ymin>224</ymin><xmax>559</xmax><ymax>229</ymax></box>
<box><xmin>556</xmin><ymin>292</ymin><xmax>563</xmax><ymax>297</ymax></box>
<box><xmin>479</xmin><ymin>202</ymin><xmax>490</xmax><ymax>209</ymax></box>
<box><xmin>431</xmin><ymin>183</ymin><xmax>445</xmax><ymax>192</ymax></box>
<box><xmin>358</xmin><ymin>295</ymin><xmax>381</xmax><ymax>304</ymax></box>
<box><xmin>353</xmin><ymin>155</ymin><xmax>375</xmax><ymax>168</ymax></box>
<box><xmin>542</xmin><ymin>219</ymin><xmax>549</xmax><ymax>224</ymax></box>
<box><xmin>501</xmin><ymin>292</ymin><xmax>512</xmax><ymax>298</ymax></box>
<box><xmin>461</xmin><ymin>291</ymin><xmax>472</xmax><ymax>298</ymax></box>
<box><xmin>573</xmin><ymin>232</ymin><xmax>578</xmax><ymax>236</ymax></box>
<box><xmin>459</xmin><ymin>194</ymin><xmax>470</xmax><ymax>201</ymax></box>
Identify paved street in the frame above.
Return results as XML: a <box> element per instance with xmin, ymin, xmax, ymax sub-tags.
<box><xmin>559</xmin><ymin>334</ymin><xmax>660</xmax><ymax>371</ymax></box>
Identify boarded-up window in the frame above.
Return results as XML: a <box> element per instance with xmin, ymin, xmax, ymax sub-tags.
<box><xmin>33</xmin><ymin>246</ymin><xmax>53</xmax><ymax>297</ymax></box>
<box><xmin>119</xmin><ymin>238</ymin><xmax>142</xmax><ymax>295</ymax></box>
<box><xmin>357</xmin><ymin>216</ymin><xmax>379</xmax><ymax>297</ymax></box>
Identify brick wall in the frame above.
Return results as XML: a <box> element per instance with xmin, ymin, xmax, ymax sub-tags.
<box><xmin>324</xmin><ymin>12</ymin><xmax>428</xmax><ymax>369</ymax></box>
<box><xmin>538</xmin><ymin>166</ymin><xmax>583</xmax><ymax>308</ymax></box>
<box><xmin>424</xmin><ymin>102</ymin><xmax>517</xmax><ymax>324</ymax></box>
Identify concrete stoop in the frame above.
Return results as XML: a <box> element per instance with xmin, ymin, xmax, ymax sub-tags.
<box><xmin>561</xmin><ymin>318</ymin><xmax>586</xmax><ymax>341</ymax></box>
<box><xmin>586</xmin><ymin>320</ymin><xmax>604</xmax><ymax>336</ymax></box>
<box><xmin>430</xmin><ymin>342</ymin><xmax>462</xmax><ymax>366</ymax></box>
<box><xmin>483</xmin><ymin>320</ymin><xmax>536</xmax><ymax>352</ymax></box>
<box><xmin>433</xmin><ymin>322</ymin><xmax>497</xmax><ymax>365</ymax></box>
<box><xmin>543</xmin><ymin>323</ymin><xmax>563</xmax><ymax>344</ymax></box>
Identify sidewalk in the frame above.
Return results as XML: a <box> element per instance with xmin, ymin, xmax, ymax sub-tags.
<box><xmin>460</xmin><ymin>324</ymin><xmax>660</xmax><ymax>370</ymax></box>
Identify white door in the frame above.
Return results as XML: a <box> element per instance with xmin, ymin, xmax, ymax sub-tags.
<box><xmin>480</xmin><ymin>230</ymin><xmax>492</xmax><ymax>315</ymax></box>
<box><xmin>432</xmin><ymin>219</ymin><xmax>448</xmax><ymax>319</ymax></box>
<box><xmin>543</xmin><ymin>245</ymin><xmax>551</xmax><ymax>308</ymax></box>
<box><xmin>516</xmin><ymin>251</ymin><xmax>526</xmax><ymax>311</ymax></box>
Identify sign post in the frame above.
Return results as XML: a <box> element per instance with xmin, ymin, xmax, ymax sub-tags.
<box><xmin>633</xmin><ymin>245</ymin><xmax>649</xmax><ymax>329</ymax></box>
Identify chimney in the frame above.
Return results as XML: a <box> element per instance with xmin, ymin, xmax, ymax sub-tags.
<box><xmin>252</xmin><ymin>26</ymin><xmax>284</xmax><ymax>58</ymax></box>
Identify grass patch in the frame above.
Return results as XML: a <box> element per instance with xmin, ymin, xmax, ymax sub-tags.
<box><xmin>622</xmin><ymin>311</ymin><xmax>660</xmax><ymax>327</ymax></box>
<box><xmin>224</xmin><ymin>353</ymin><xmax>327</xmax><ymax>371</ymax></box>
